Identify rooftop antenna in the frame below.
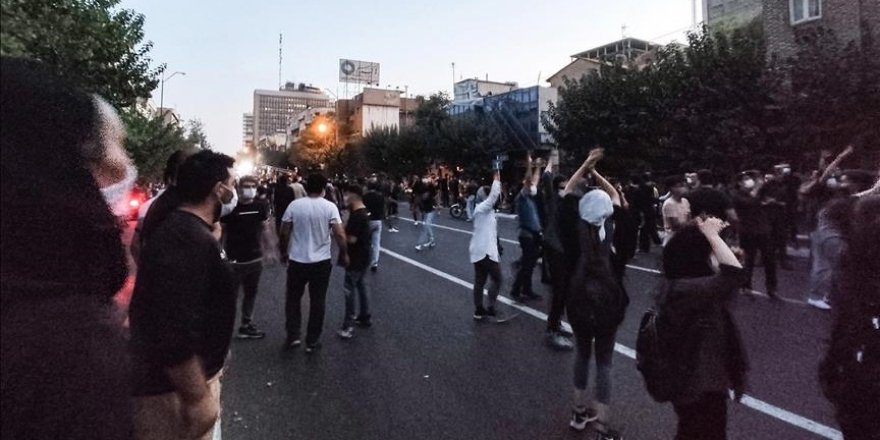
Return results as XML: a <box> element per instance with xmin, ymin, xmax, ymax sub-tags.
<box><xmin>536</xmin><ymin>71</ymin><xmax>542</xmax><ymax>85</ymax></box>
<box><xmin>451</xmin><ymin>62</ymin><xmax>456</xmax><ymax>87</ymax></box>
<box><xmin>621</xmin><ymin>24</ymin><xmax>628</xmax><ymax>38</ymax></box>
<box><xmin>278</xmin><ymin>33</ymin><xmax>283</xmax><ymax>90</ymax></box>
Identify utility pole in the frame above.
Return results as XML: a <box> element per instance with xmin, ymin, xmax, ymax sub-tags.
<box><xmin>451</xmin><ymin>62</ymin><xmax>456</xmax><ymax>87</ymax></box>
<box><xmin>278</xmin><ymin>33</ymin><xmax>283</xmax><ymax>90</ymax></box>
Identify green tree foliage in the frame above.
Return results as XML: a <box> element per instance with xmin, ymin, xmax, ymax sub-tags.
<box><xmin>122</xmin><ymin>110</ymin><xmax>187</xmax><ymax>182</ymax></box>
<box><xmin>0</xmin><ymin>0</ymin><xmax>161</xmax><ymax>109</ymax></box>
<box><xmin>185</xmin><ymin>118</ymin><xmax>212</xmax><ymax>150</ymax></box>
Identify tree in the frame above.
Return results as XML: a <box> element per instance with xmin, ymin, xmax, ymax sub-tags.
<box><xmin>1</xmin><ymin>0</ymin><xmax>162</xmax><ymax>109</ymax></box>
<box><xmin>290</xmin><ymin>114</ymin><xmax>342</xmax><ymax>172</ymax></box>
<box><xmin>185</xmin><ymin>118</ymin><xmax>212</xmax><ymax>150</ymax></box>
<box><xmin>122</xmin><ymin>110</ymin><xmax>188</xmax><ymax>182</ymax></box>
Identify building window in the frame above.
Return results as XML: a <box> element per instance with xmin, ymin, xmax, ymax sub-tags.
<box><xmin>790</xmin><ymin>0</ymin><xmax>820</xmax><ymax>25</ymax></box>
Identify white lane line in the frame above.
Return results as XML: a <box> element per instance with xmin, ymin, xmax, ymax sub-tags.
<box><xmin>380</xmin><ymin>247</ymin><xmax>842</xmax><ymax>440</ymax></box>
<box><xmin>395</xmin><ymin>216</ymin><xmax>811</xmax><ymax>307</ymax></box>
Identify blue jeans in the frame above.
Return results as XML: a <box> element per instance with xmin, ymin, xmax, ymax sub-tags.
<box><xmin>418</xmin><ymin>211</ymin><xmax>436</xmax><ymax>245</ymax></box>
<box><xmin>343</xmin><ymin>270</ymin><xmax>369</xmax><ymax>327</ymax></box>
<box><xmin>369</xmin><ymin>220</ymin><xmax>382</xmax><ymax>267</ymax></box>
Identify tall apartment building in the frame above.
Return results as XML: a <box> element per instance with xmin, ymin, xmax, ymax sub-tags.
<box><xmin>252</xmin><ymin>82</ymin><xmax>330</xmax><ymax>150</ymax></box>
<box><xmin>242</xmin><ymin>113</ymin><xmax>254</xmax><ymax>150</ymax></box>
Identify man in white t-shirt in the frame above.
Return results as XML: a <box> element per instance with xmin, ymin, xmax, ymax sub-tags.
<box><xmin>662</xmin><ymin>175</ymin><xmax>691</xmax><ymax>245</ymax></box>
<box><xmin>280</xmin><ymin>174</ymin><xmax>349</xmax><ymax>353</ymax></box>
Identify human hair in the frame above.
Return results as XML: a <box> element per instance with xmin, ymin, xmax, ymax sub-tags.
<box><xmin>344</xmin><ymin>183</ymin><xmax>364</xmax><ymax>198</ymax></box>
<box><xmin>239</xmin><ymin>175</ymin><xmax>258</xmax><ymax>186</ymax></box>
<box><xmin>662</xmin><ymin>225</ymin><xmax>714</xmax><ymax>280</ymax></box>
<box><xmin>696</xmin><ymin>169</ymin><xmax>713</xmax><ymax>186</ymax></box>
<box><xmin>306</xmin><ymin>173</ymin><xmax>328</xmax><ymax>195</ymax></box>
<box><xmin>163</xmin><ymin>149</ymin><xmax>196</xmax><ymax>185</ymax></box>
<box><xmin>552</xmin><ymin>175</ymin><xmax>567</xmax><ymax>189</ymax></box>
<box><xmin>664</xmin><ymin>175</ymin><xmax>685</xmax><ymax>189</ymax></box>
<box><xmin>175</xmin><ymin>150</ymin><xmax>235</xmax><ymax>204</ymax></box>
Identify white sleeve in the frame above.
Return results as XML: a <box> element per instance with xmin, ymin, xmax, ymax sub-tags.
<box><xmin>281</xmin><ymin>201</ymin><xmax>295</xmax><ymax>223</ymax></box>
<box><xmin>474</xmin><ymin>180</ymin><xmax>502</xmax><ymax>215</ymax></box>
<box><xmin>329</xmin><ymin>203</ymin><xmax>342</xmax><ymax>225</ymax></box>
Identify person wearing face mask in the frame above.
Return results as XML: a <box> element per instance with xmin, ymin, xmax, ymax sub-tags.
<box><xmin>510</xmin><ymin>154</ymin><xmax>544</xmax><ymax>302</ymax></box>
<box><xmin>128</xmin><ymin>150</ymin><xmax>238</xmax><ymax>440</ymax></box>
<box><xmin>652</xmin><ymin>218</ymin><xmax>747</xmax><ymax>440</ymax></box>
<box><xmin>540</xmin><ymin>155</ymin><xmax>575</xmax><ymax>350</ymax></box>
<box><xmin>733</xmin><ymin>170</ymin><xmax>779</xmax><ymax>300</ymax></box>
<box><xmin>2</xmin><ymin>57</ymin><xmax>135</xmax><ymax>440</ymax></box>
<box><xmin>220</xmin><ymin>175</ymin><xmax>270</xmax><ymax>339</ymax></box>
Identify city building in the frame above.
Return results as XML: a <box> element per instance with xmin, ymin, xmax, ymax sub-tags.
<box><xmin>242</xmin><ymin>113</ymin><xmax>254</xmax><ymax>151</ymax></box>
<box><xmin>453</xmin><ymin>78</ymin><xmax>518</xmax><ymax>101</ymax></box>
<box><xmin>703</xmin><ymin>0</ymin><xmax>763</xmax><ymax>31</ymax></box>
<box><xmin>763</xmin><ymin>0</ymin><xmax>880</xmax><ymax>62</ymax></box>
<box><xmin>546</xmin><ymin>37</ymin><xmax>659</xmax><ymax>89</ymax></box>
<box><xmin>252</xmin><ymin>82</ymin><xmax>331</xmax><ymax>150</ymax></box>
<box><xmin>337</xmin><ymin>87</ymin><xmax>404</xmax><ymax>137</ymax></box>
<box><xmin>288</xmin><ymin>107</ymin><xmax>334</xmax><ymax>143</ymax></box>
<box><xmin>482</xmin><ymin>86</ymin><xmax>558</xmax><ymax>148</ymax></box>
<box><xmin>399</xmin><ymin>96</ymin><xmax>423</xmax><ymax>129</ymax></box>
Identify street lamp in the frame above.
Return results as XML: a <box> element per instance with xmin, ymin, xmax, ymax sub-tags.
<box><xmin>317</xmin><ymin>123</ymin><xmax>328</xmax><ymax>134</ymax></box>
<box><xmin>159</xmin><ymin>70</ymin><xmax>186</xmax><ymax>114</ymax></box>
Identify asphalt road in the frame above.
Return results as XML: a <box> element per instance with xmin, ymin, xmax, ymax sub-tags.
<box><xmin>136</xmin><ymin>208</ymin><xmax>841</xmax><ymax>440</ymax></box>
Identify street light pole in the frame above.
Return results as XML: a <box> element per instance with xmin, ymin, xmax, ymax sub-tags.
<box><xmin>159</xmin><ymin>70</ymin><xmax>186</xmax><ymax>115</ymax></box>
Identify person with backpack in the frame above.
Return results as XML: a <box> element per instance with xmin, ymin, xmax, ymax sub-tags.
<box><xmin>638</xmin><ymin>217</ymin><xmax>747</xmax><ymax>440</ymax></box>
<box><xmin>561</xmin><ymin>149</ymin><xmax>628</xmax><ymax>439</ymax></box>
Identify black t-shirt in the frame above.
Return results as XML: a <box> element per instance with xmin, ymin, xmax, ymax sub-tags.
<box><xmin>140</xmin><ymin>187</ymin><xmax>181</xmax><ymax>244</ymax></box>
<box><xmin>733</xmin><ymin>190</ymin><xmax>772</xmax><ymax>235</ymax></box>
<box><xmin>363</xmin><ymin>191</ymin><xmax>386</xmax><ymax>221</ymax></box>
<box><xmin>221</xmin><ymin>200</ymin><xmax>269</xmax><ymax>262</ymax></box>
<box><xmin>559</xmin><ymin>194</ymin><xmax>582</xmax><ymax>267</ymax></box>
<box><xmin>273</xmin><ymin>184</ymin><xmax>295</xmax><ymax>218</ymax></box>
<box><xmin>129</xmin><ymin>210</ymin><xmax>237</xmax><ymax>396</ymax></box>
<box><xmin>687</xmin><ymin>187</ymin><xmax>733</xmax><ymax>221</ymax></box>
<box><xmin>346</xmin><ymin>207</ymin><xmax>372</xmax><ymax>271</ymax></box>
<box><xmin>420</xmin><ymin>186</ymin><xmax>436</xmax><ymax>212</ymax></box>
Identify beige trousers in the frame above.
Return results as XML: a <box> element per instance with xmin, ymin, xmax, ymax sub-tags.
<box><xmin>133</xmin><ymin>373</ymin><xmax>223</xmax><ymax>440</ymax></box>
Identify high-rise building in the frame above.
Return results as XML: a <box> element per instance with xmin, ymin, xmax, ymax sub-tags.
<box><xmin>242</xmin><ymin>113</ymin><xmax>254</xmax><ymax>151</ymax></box>
<box><xmin>252</xmin><ymin>83</ymin><xmax>330</xmax><ymax>150</ymax></box>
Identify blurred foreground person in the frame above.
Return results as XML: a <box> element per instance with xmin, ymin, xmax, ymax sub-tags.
<box><xmin>653</xmin><ymin>219</ymin><xmax>747</xmax><ymax>440</ymax></box>
<box><xmin>129</xmin><ymin>150</ymin><xmax>238</xmax><ymax>440</ymax></box>
<box><xmin>820</xmin><ymin>194</ymin><xmax>880</xmax><ymax>440</ymax></box>
<box><xmin>1</xmin><ymin>58</ymin><xmax>135</xmax><ymax>439</ymax></box>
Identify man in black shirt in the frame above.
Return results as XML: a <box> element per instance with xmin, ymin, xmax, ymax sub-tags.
<box><xmin>273</xmin><ymin>174</ymin><xmax>295</xmax><ymax>230</ymax></box>
<box><xmin>129</xmin><ymin>150</ymin><xmax>238</xmax><ymax>440</ymax></box>
<box><xmin>338</xmin><ymin>184</ymin><xmax>373</xmax><ymax>339</ymax></box>
<box><xmin>733</xmin><ymin>171</ymin><xmax>778</xmax><ymax>299</ymax></box>
<box><xmin>222</xmin><ymin>175</ymin><xmax>270</xmax><ymax>339</ymax></box>
<box><xmin>362</xmin><ymin>179</ymin><xmax>386</xmax><ymax>272</ymax></box>
<box><xmin>687</xmin><ymin>169</ymin><xmax>737</xmax><ymax>222</ymax></box>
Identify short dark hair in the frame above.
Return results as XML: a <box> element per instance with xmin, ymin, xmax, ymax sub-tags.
<box><xmin>664</xmin><ymin>175</ymin><xmax>685</xmax><ymax>189</ymax></box>
<box><xmin>240</xmin><ymin>175</ymin><xmax>258</xmax><ymax>186</ymax></box>
<box><xmin>344</xmin><ymin>183</ymin><xmax>364</xmax><ymax>198</ymax></box>
<box><xmin>305</xmin><ymin>173</ymin><xmax>328</xmax><ymax>195</ymax></box>
<box><xmin>176</xmin><ymin>150</ymin><xmax>235</xmax><ymax>204</ymax></box>
<box><xmin>696</xmin><ymin>169</ymin><xmax>713</xmax><ymax>186</ymax></box>
<box><xmin>662</xmin><ymin>225</ymin><xmax>714</xmax><ymax>280</ymax></box>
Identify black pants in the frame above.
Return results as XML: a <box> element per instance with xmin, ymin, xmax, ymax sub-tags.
<box><xmin>673</xmin><ymin>392</ymin><xmax>728</xmax><ymax>440</ymax></box>
<box><xmin>741</xmin><ymin>232</ymin><xmax>777</xmax><ymax>292</ymax></box>
<box><xmin>286</xmin><ymin>260</ymin><xmax>332</xmax><ymax>345</ymax></box>
<box><xmin>511</xmin><ymin>232</ymin><xmax>541</xmax><ymax>297</ymax></box>
<box><xmin>546</xmin><ymin>247</ymin><xmax>570</xmax><ymax>331</ymax></box>
<box><xmin>232</xmin><ymin>260</ymin><xmax>263</xmax><ymax>326</ymax></box>
<box><xmin>473</xmin><ymin>257</ymin><xmax>502</xmax><ymax>309</ymax></box>
<box><xmin>638</xmin><ymin>212</ymin><xmax>662</xmax><ymax>252</ymax></box>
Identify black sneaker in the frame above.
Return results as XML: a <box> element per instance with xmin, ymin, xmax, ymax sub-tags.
<box><xmin>370</xmin><ymin>264</ymin><xmax>378</xmax><ymax>273</ymax></box>
<box><xmin>305</xmin><ymin>342</ymin><xmax>322</xmax><ymax>353</ymax></box>
<box><xmin>510</xmin><ymin>292</ymin><xmax>525</xmax><ymax>303</ymax></box>
<box><xmin>553</xmin><ymin>327</ymin><xmax>574</xmax><ymax>338</ymax></box>
<box><xmin>355</xmin><ymin>316</ymin><xmax>372</xmax><ymax>327</ymax></box>
<box><xmin>285</xmin><ymin>338</ymin><xmax>302</xmax><ymax>350</ymax></box>
<box><xmin>473</xmin><ymin>306</ymin><xmax>488</xmax><ymax>320</ymax></box>
<box><xmin>237</xmin><ymin>324</ymin><xmax>266</xmax><ymax>340</ymax></box>
<box><xmin>594</xmin><ymin>429</ymin><xmax>623</xmax><ymax>440</ymax></box>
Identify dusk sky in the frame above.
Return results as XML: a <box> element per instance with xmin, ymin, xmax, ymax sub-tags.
<box><xmin>124</xmin><ymin>0</ymin><xmax>701</xmax><ymax>156</ymax></box>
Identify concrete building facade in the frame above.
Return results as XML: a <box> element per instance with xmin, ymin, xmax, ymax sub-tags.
<box><xmin>242</xmin><ymin>113</ymin><xmax>254</xmax><ymax>150</ymax></box>
<box><xmin>453</xmin><ymin>79</ymin><xmax>518</xmax><ymax>101</ymax></box>
<box><xmin>337</xmin><ymin>88</ymin><xmax>406</xmax><ymax>137</ymax></box>
<box><xmin>252</xmin><ymin>83</ymin><xmax>330</xmax><ymax>150</ymax></box>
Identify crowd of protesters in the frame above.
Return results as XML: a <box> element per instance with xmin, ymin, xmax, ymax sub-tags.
<box><xmin>1</xmin><ymin>57</ymin><xmax>877</xmax><ymax>440</ymax></box>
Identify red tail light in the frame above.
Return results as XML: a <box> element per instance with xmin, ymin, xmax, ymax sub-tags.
<box><xmin>129</xmin><ymin>199</ymin><xmax>140</xmax><ymax>208</ymax></box>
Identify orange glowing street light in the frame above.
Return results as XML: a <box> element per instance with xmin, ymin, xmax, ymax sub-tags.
<box><xmin>317</xmin><ymin>123</ymin><xmax>328</xmax><ymax>134</ymax></box>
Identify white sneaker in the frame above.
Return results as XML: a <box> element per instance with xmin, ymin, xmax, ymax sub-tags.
<box><xmin>389</xmin><ymin>227</ymin><xmax>399</xmax><ymax>233</ymax></box>
<box><xmin>808</xmin><ymin>299</ymin><xmax>831</xmax><ymax>310</ymax></box>
<box><xmin>337</xmin><ymin>327</ymin><xmax>354</xmax><ymax>339</ymax></box>
<box><xmin>415</xmin><ymin>244</ymin><xmax>423</xmax><ymax>252</ymax></box>
<box><xmin>414</xmin><ymin>221</ymin><xmax>422</xmax><ymax>226</ymax></box>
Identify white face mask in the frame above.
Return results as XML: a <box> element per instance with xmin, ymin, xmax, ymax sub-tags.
<box><xmin>826</xmin><ymin>177</ymin><xmax>839</xmax><ymax>189</ymax></box>
<box><xmin>219</xmin><ymin>184</ymin><xmax>238</xmax><ymax>217</ymax></box>
<box><xmin>241</xmin><ymin>187</ymin><xmax>257</xmax><ymax>200</ymax></box>
<box><xmin>101</xmin><ymin>164</ymin><xmax>138</xmax><ymax>217</ymax></box>
<box><xmin>528</xmin><ymin>185</ymin><xmax>538</xmax><ymax>196</ymax></box>
<box><xmin>742</xmin><ymin>178</ymin><xmax>755</xmax><ymax>189</ymax></box>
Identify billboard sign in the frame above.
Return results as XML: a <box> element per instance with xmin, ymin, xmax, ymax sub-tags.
<box><xmin>339</xmin><ymin>59</ymin><xmax>380</xmax><ymax>85</ymax></box>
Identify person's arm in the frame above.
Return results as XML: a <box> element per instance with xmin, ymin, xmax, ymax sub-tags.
<box><xmin>522</xmin><ymin>154</ymin><xmax>534</xmax><ymax>189</ymax></box>
<box><xmin>563</xmin><ymin>147</ymin><xmax>603</xmax><ymax>195</ymax></box>
<box><xmin>591</xmin><ymin>168</ymin><xmax>621</xmax><ymax>206</ymax></box>
<box><xmin>697</xmin><ymin>216</ymin><xmax>741</xmax><ymax>269</ymax></box>
<box><xmin>474</xmin><ymin>171</ymin><xmax>502</xmax><ymax>215</ymax></box>
<box><xmin>166</xmin><ymin>356</ymin><xmax>218</xmax><ymax>439</ymax></box>
<box><xmin>332</xmin><ymin>222</ymin><xmax>349</xmax><ymax>267</ymax></box>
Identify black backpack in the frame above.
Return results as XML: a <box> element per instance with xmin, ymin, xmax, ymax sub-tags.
<box><xmin>635</xmin><ymin>292</ymin><xmax>704</xmax><ymax>403</ymax></box>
